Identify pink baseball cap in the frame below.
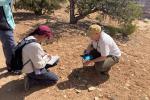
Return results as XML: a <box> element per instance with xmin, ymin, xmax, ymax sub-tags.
<box><xmin>35</xmin><ymin>25</ymin><xmax>53</xmax><ymax>38</ymax></box>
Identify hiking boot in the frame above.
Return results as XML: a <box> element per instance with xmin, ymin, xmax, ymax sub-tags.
<box><xmin>12</xmin><ymin>70</ymin><xmax>22</xmax><ymax>75</ymax></box>
<box><xmin>24</xmin><ymin>76</ymin><xmax>30</xmax><ymax>91</ymax></box>
<box><xmin>7</xmin><ymin>70</ymin><xmax>22</xmax><ymax>75</ymax></box>
<box><xmin>100</xmin><ymin>71</ymin><xmax>109</xmax><ymax>75</ymax></box>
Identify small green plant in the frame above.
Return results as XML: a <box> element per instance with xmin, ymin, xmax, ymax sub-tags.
<box><xmin>120</xmin><ymin>23</ymin><xmax>137</xmax><ymax>36</ymax></box>
<box><xmin>103</xmin><ymin>22</ymin><xmax>136</xmax><ymax>37</ymax></box>
<box><xmin>103</xmin><ymin>25</ymin><xmax>120</xmax><ymax>36</ymax></box>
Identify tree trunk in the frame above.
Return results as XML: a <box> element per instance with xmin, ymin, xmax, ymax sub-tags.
<box><xmin>34</xmin><ymin>9</ymin><xmax>43</xmax><ymax>15</ymax></box>
<box><xmin>69</xmin><ymin>0</ymin><xmax>99</xmax><ymax>24</ymax></box>
<box><xmin>69</xmin><ymin>0</ymin><xmax>77</xmax><ymax>24</ymax></box>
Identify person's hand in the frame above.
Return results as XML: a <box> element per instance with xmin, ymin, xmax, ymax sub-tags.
<box><xmin>43</xmin><ymin>53</ymin><xmax>51</xmax><ymax>60</ymax></box>
<box><xmin>46</xmin><ymin>54</ymin><xmax>51</xmax><ymax>59</ymax></box>
<box><xmin>83</xmin><ymin>60</ymin><xmax>94</xmax><ymax>66</ymax></box>
<box><xmin>84</xmin><ymin>49</ymin><xmax>90</xmax><ymax>54</ymax></box>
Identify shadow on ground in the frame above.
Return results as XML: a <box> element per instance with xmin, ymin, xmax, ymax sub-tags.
<box><xmin>0</xmin><ymin>67</ymin><xmax>10</xmax><ymax>79</ymax></box>
<box><xmin>0</xmin><ymin>78</ymin><xmax>55</xmax><ymax>100</ymax></box>
<box><xmin>14</xmin><ymin>11</ymin><xmax>129</xmax><ymax>43</ymax></box>
<box><xmin>57</xmin><ymin>66</ymin><xmax>109</xmax><ymax>90</ymax></box>
<box><xmin>0</xmin><ymin>67</ymin><xmax>6</xmax><ymax>73</ymax></box>
<box><xmin>14</xmin><ymin>12</ymin><xmax>50</xmax><ymax>24</ymax></box>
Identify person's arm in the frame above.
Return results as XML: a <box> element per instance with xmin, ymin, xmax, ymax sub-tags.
<box><xmin>83</xmin><ymin>56</ymin><xmax>107</xmax><ymax>66</ymax></box>
<box><xmin>92</xmin><ymin>43</ymin><xmax>109</xmax><ymax>62</ymax></box>
<box><xmin>83</xmin><ymin>42</ymin><xmax>109</xmax><ymax>66</ymax></box>
<box><xmin>92</xmin><ymin>56</ymin><xmax>107</xmax><ymax>62</ymax></box>
<box><xmin>84</xmin><ymin>43</ymin><xmax>94</xmax><ymax>54</ymax></box>
<box><xmin>0</xmin><ymin>0</ymin><xmax>11</xmax><ymax>6</ymax></box>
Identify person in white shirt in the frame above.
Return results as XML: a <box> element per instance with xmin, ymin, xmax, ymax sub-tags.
<box><xmin>22</xmin><ymin>25</ymin><xmax>58</xmax><ymax>90</ymax></box>
<box><xmin>83</xmin><ymin>24</ymin><xmax>121</xmax><ymax>76</ymax></box>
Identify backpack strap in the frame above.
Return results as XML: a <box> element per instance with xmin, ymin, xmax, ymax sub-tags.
<box><xmin>23</xmin><ymin>59</ymin><xmax>36</xmax><ymax>73</ymax></box>
<box><xmin>22</xmin><ymin>39</ymin><xmax>37</xmax><ymax>69</ymax></box>
<box><xmin>23</xmin><ymin>59</ymin><xmax>31</xmax><ymax>67</ymax></box>
<box><xmin>25</xmin><ymin>39</ymin><xmax>37</xmax><ymax>45</ymax></box>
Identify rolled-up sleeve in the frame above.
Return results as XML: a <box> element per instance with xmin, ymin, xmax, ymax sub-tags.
<box><xmin>29</xmin><ymin>44</ymin><xmax>46</xmax><ymax>69</ymax></box>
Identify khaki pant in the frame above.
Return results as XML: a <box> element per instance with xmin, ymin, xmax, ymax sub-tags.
<box><xmin>94</xmin><ymin>55</ymin><xmax>119</xmax><ymax>74</ymax></box>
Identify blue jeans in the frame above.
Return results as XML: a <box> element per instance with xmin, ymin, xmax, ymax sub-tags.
<box><xmin>0</xmin><ymin>30</ymin><xmax>15</xmax><ymax>70</ymax></box>
<box><xmin>27</xmin><ymin>68</ymin><xmax>58</xmax><ymax>84</ymax></box>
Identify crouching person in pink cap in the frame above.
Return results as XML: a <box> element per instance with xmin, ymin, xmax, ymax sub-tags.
<box><xmin>22</xmin><ymin>25</ymin><xmax>59</xmax><ymax>91</ymax></box>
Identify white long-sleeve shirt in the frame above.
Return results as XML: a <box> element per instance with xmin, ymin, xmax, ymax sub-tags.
<box><xmin>22</xmin><ymin>36</ymin><xmax>47</xmax><ymax>74</ymax></box>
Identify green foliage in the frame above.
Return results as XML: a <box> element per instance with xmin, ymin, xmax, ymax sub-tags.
<box><xmin>120</xmin><ymin>23</ymin><xmax>137</xmax><ymax>35</ymax></box>
<box><xmin>103</xmin><ymin>25</ymin><xmax>121</xmax><ymax>36</ymax></box>
<box><xmin>117</xmin><ymin>1</ymin><xmax>142</xmax><ymax>23</ymax></box>
<box><xmin>14</xmin><ymin>0</ymin><xmax>66</xmax><ymax>15</ymax></box>
<box><xmin>70</xmin><ymin>0</ymin><xmax>142</xmax><ymax>24</ymax></box>
<box><xmin>104</xmin><ymin>23</ymin><xmax>137</xmax><ymax>37</ymax></box>
<box><xmin>69</xmin><ymin>0</ymin><xmax>141</xmax><ymax>35</ymax></box>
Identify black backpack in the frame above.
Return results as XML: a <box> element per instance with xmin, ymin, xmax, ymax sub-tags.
<box><xmin>10</xmin><ymin>38</ymin><xmax>37</xmax><ymax>71</ymax></box>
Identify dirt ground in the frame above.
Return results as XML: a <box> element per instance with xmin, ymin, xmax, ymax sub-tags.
<box><xmin>0</xmin><ymin>9</ymin><xmax>150</xmax><ymax>100</ymax></box>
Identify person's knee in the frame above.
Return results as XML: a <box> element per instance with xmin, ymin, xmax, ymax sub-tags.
<box><xmin>95</xmin><ymin>63</ymin><xmax>111</xmax><ymax>73</ymax></box>
<box><xmin>51</xmin><ymin>75</ymin><xmax>59</xmax><ymax>82</ymax></box>
<box><xmin>45</xmin><ymin>77</ymin><xmax>58</xmax><ymax>85</ymax></box>
<box><xmin>47</xmin><ymin>73</ymin><xmax>59</xmax><ymax>83</ymax></box>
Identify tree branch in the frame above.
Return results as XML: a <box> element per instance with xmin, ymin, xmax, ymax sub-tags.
<box><xmin>75</xmin><ymin>8</ymin><xmax>99</xmax><ymax>21</ymax></box>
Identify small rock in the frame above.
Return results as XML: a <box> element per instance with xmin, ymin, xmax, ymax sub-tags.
<box><xmin>75</xmin><ymin>89</ymin><xmax>81</xmax><ymax>93</ymax></box>
<box><xmin>141</xmin><ymin>95</ymin><xmax>150</xmax><ymax>100</ymax></box>
<box><xmin>82</xmin><ymin>80</ymin><xmax>88</xmax><ymax>84</ymax></box>
<box><xmin>88</xmin><ymin>86</ymin><xmax>96</xmax><ymax>92</ymax></box>
<box><xmin>144</xmin><ymin>18</ymin><xmax>150</xmax><ymax>23</ymax></box>
<box><xmin>121</xmin><ymin>44</ymin><xmax>127</xmax><ymax>47</ymax></box>
<box><xmin>144</xmin><ymin>96</ymin><xmax>149</xmax><ymax>100</ymax></box>
<box><xmin>109</xmin><ymin>95</ymin><xmax>117</xmax><ymax>100</ymax></box>
<box><xmin>59</xmin><ymin>67</ymin><xmax>65</xmax><ymax>70</ymax></box>
<box><xmin>116</xmin><ymin>67</ymin><xmax>121</xmax><ymax>71</ymax></box>
<box><xmin>99</xmin><ymin>94</ymin><xmax>103</xmax><ymax>98</ymax></box>
<box><xmin>124</xmin><ymin>86</ymin><xmax>129</xmax><ymax>90</ymax></box>
<box><xmin>105</xmin><ymin>94</ymin><xmax>111</xmax><ymax>99</ymax></box>
<box><xmin>134</xmin><ymin>60</ymin><xmax>138</xmax><ymax>63</ymax></box>
<box><xmin>138</xmin><ymin>89</ymin><xmax>142</xmax><ymax>92</ymax></box>
<box><xmin>142</xmin><ymin>68</ymin><xmax>148</xmax><ymax>72</ymax></box>
<box><xmin>46</xmin><ymin>89</ymin><xmax>49</xmax><ymax>93</ymax></box>
<box><xmin>94</xmin><ymin>97</ymin><xmax>100</xmax><ymax>100</ymax></box>
<box><xmin>125</xmin><ymin>80</ymin><xmax>130</xmax><ymax>87</ymax></box>
<box><xmin>63</xmin><ymin>95</ymin><xmax>67</xmax><ymax>98</ymax></box>
<box><xmin>131</xmin><ymin>74</ymin><xmax>134</xmax><ymax>76</ymax></box>
<box><xmin>97</xmin><ymin>88</ymin><xmax>102</xmax><ymax>92</ymax></box>
<box><xmin>125</xmin><ymin>83</ymin><xmax>130</xmax><ymax>87</ymax></box>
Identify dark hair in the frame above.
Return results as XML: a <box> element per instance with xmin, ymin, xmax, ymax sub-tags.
<box><xmin>28</xmin><ymin>27</ymin><xmax>40</xmax><ymax>36</ymax></box>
